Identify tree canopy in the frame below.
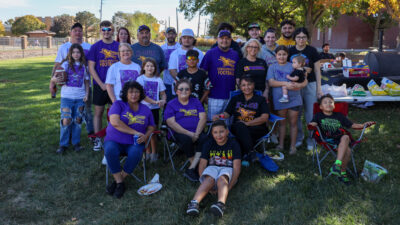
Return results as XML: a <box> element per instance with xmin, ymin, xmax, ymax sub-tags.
<box><xmin>75</xmin><ymin>11</ymin><xmax>100</xmax><ymax>39</ymax></box>
<box><xmin>11</xmin><ymin>15</ymin><xmax>46</xmax><ymax>36</ymax></box>
<box><xmin>50</xmin><ymin>14</ymin><xmax>74</xmax><ymax>37</ymax></box>
<box><xmin>0</xmin><ymin>21</ymin><xmax>5</xmax><ymax>37</ymax></box>
<box><xmin>112</xmin><ymin>11</ymin><xmax>160</xmax><ymax>40</ymax></box>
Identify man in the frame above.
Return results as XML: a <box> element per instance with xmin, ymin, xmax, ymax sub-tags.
<box><xmin>161</xmin><ymin>27</ymin><xmax>180</xmax><ymax>101</ymax></box>
<box><xmin>49</xmin><ymin>22</ymin><xmax>94</xmax><ymax>138</ymax></box>
<box><xmin>131</xmin><ymin>25</ymin><xmax>165</xmax><ymax>73</ymax></box>
<box><xmin>168</xmin><ymin>28</ymin><xmax>204</xmax><ymax>82</ymax></box>
<box><xmin>320</xmin><ymin>43</ymin><xmax>335</xmax><ymax>59</ymax></box>
<box><xmin>200</xmin><ymin>30</ymin><xmax>239</xmax><ymax>120</ymax></box>
<box><xmin>87</xmin><ymin>20</ymin><xmax>119</xmax><ymax>151</ymax></box>
<box><xmin>210</xmin><ymin>22</ymin><xmax>242</xmax><ymax>58</ymax></box>
<box><xmin>248</xmin><ymin>23</ymin><xmax>265</xmax><ymax>45</ymax></box>
<box><xmin>276</xmin><ymin>19</ymin><xmax>296</xmax><ymax>48</ymax></box>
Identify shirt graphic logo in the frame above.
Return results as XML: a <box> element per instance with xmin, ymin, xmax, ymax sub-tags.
<box><xmin>123</xmin><ymin>112</ymin><xmax>145</xmax><ymax>125</ymax></box>
<box><xmin>237</xmin><ymin>107</ymin><xmax>256</xmax><ymax>122</ymax></box>
<box><xmin>100</xmin><ymin>49</ymin><xmax>118</xmax><ymax>60</ymax></box>
<box><xmin>139</xmin><ymin>56</ymin><xmax>147</xmax><ymax>62</ymax></box>
<box><xmin>219</xmin><ymin>56</ymin><xmax>235</xmax><ymax>68</ymax></box>
<box><xmin>66</xmin><ymin>65</ymin><xmax>85</xmax><ymax>87</ymax></box>
<box><xmin>144</xmin><ymin>80</ymin><xmax>158</xmax><ymax>101</ymax></box>
<box><xmin>209</xmin><ymin>149</ymin><xmax>233</xmax><ymax>167</ymax></box>
<box><xmin>120</xmin><ymin>70</ymin><xmax>139</xmax><ymax>88</ymax></box>
<box><xmin>179</xmin><ymin>109</ymin><xmax>198</xmax><ymax>116</ymax></box>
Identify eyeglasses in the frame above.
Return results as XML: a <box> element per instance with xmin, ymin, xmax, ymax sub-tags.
<box><xmin>186</xmin><ymin>56</ymin><xmax>198</xmax><ymax>60</ymax></box>
<box><xmin>101</xmin><ymin>27</ymin><xmax>112</xmax><ymax>32</ymax></box>
<box><xmin>247</xmin><ymin>45</ymin><xmax>259</xmax><ymax>49</ymax></box>
<box><xmin>177</xmin><ymin>88</ymin><xmax>190</xmax><ymax>92</ymax></box>
<box><xmin>295</xmin><ymin>36</ymin><xmax>307</xmax><ymax>40</ymax></box>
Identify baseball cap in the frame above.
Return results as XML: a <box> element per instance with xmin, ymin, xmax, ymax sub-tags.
<box><xmin>248</xmin><ymin>23</ymin><xmax>261</xmax><ymax>30</ymax></box>
<box><xmin>138</xmin><ymin>25</ymin><xmax>150</xmax><ymax>32</ymax></box>
<box><xmin>181</xmin><ymin>28</ymin><xmax>194</xmax><ymax>38</ymax></box>
<box><xmin>166</xmin><ymin>27</ymin><xmax>176</xmax><ymax>34</ymax></box>
<box><xmin>71</xmin><ymin>22</ymin><xmax>83</xmax><ymax>30</ymax></box>
<box><xmin>218</xmin><ymin>30</ymin><xmax>231</xmax><ymax>38</ymax></box>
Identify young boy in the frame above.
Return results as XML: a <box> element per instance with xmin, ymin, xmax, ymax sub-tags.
<box><xmin>280</xmin><ymin>55</ymin><xmax>306</xmax><ymax>103</ymax></box>
<box><xmin>309</xmin><ymin>94</ymin><xmax>375</xmax><ymax>185</ymax></box>
<box><xmin>186</xmin><ymin>120</ymin><xmax>241</xmax><ymax>217</ymax></box>
<box><xmin>177</xmin><ymin>50</ymin><xmax>210</xmax><ymax>104</ymax></box>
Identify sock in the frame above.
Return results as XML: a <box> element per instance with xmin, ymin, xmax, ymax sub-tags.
<box><xmin>341</xmin><ymin>171</ymin><xmax>347</xmax><ymax>175</ymax></box>
<box><xmin>335</xmin><ymin>160</ymin><xmax>342</xmax><ymax>166</ymax></box>
<box><xmin>283</xmin><ymin>94</ymin><xmax>288</xmax><ymax>98</ymax></box>
<box><xmin>189</xmin><ymin>152</ymin><xmax>201</xmax><ymax>169</ymax></box>
<box><xmin>191</xmin><ymin>199</ymin><xmax>198</xmax><ymax>204</ymax></box>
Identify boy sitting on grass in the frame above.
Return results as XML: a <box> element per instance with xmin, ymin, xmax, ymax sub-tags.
<box><xmin>309</xmin><ymin>94</ymin><xmax>375</xmax><ymax>185</ymax></box>
<box><xmin>186</xmin><ymin>120</ymin><xmax>241</xmax><ymax>217</ymax></box>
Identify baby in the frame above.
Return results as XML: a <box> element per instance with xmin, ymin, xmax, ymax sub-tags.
<box><xmin>279</xmin><ymin>55</ymin><xmax>306</xmax><ymax>103</ymax></box>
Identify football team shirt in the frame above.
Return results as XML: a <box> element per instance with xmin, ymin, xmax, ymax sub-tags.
<box><xmin>161</xmin><ymin>42</ymin><xmax>181</xmax><ymax>85</ymax></box>
<box><xmin>105</xmin><ymin>61</ymin><xmax>141</xmax><ymax>100</ymax></box>
<box><xmin>136</xmin><ymin>75</ymin><xmax>166</xmax><ymax>110</ymax></box>
<box><xmin>131</xmin><ymin>42</ymin><xmax>166</xmax><ymax>74</ymax></box>
<box><xmin>60</xmin><ymin>61</ymin><xmax>89</xmax><ymax>99</ymax></box>
<box><xmin>87</xmin><ymin>40</ymin><xmax>119</xmax><ymax>85</ymax></box>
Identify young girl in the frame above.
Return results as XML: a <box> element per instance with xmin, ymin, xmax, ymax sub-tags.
<box><xmin>266</xmin><ymin>45</ymin><xmax>307</xmax><ymax>155</ymax></box>
<box><xmin>279</xmin><ymin>55</ymin><xmax>306</xmax><ymax>103</ymax></box>
<box><xmin>52</xmin><ymin>43</ymin><xmax>90</xmax><ymax>154</ymax></box>
<box><xmin>136</xmin><ymin>57</ymin><xmax>167</xmax><ymax>162</ymax></box>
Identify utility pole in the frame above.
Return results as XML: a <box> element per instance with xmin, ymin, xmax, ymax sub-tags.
<box><xmin>168</xmin><ymin>16</ymin><xmax>170</xmax><ymax>27</ymax></box>
<box><xmin>204</xmin><ymin>19</ymin><xmax>207</xmax><ymax>36</ymax></box>
<box><xmin>197</xmin><ymin>13</ymin><xmax>201</xmax><ymax>37</ymax></box>
<box><xmin>99</xmin><ymin>0</ymin><xmax>103</xmax><ymax>21</ymax></box>
<box><xmin>176</xmin><ymin>8</ymin><xmax>179</xmax><ymax>35</ymax></box>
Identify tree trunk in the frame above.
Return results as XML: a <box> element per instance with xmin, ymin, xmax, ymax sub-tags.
<box><xmin>397</xmin><ymin>22</ymin><xmax>400</xmax><ymax>49</ymax></box>
<box><xmin>373</xmin><ymin>12</ymin><xmax>382</xmax><ymax>47</ymax></box>
<box><xmin>305</xmin><ymin>1</ymin><xmax>314</xmax><ymax>44</ymax></box>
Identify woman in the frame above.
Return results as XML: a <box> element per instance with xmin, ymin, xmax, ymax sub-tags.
<box><xmin>104</xmin><ymin>81</ymin><xmax>155</xmax><ymax>198</ymax></box>
<box><xmin>235</xmin><ymin>39</ymin><xmax>268</xmax><ymax>95</ymax></box>
<box><xmin>267</xmin><ymin>45</ymin><xmax>308</xmax><ymax>155</ymax></box>
<box><xmin>260</xmin><ymin>28</ymin><xmax>278</xmax><ymax>66</ymax></box>
<box><xmin>288</xmin><ymin>28</ymin><xmax>322</xmax><ymax>150</ymax></box>
<box><xmin>213</xmin><ymin>76</ymin><xmax>269</xmax><ymax>161</ymax></box>
<box><xmin>164</xmin><ymin>79</ymin><xmax>208</xmax><ymax>182</ymax></box>
<box><xmin>116</xmin><ymin>27</ymin><xmax>131</xmax><ymax>44</ymax></box>
<box><xmin>105</xmin><ymin>43</ymin><xmax>141</xmax><ymax>103</ymax></box>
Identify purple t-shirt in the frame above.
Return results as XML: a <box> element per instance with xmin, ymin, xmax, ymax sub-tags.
<box><xmin>200</xmin><ymin>47</ymin><xmax>239</xmax><ymax>99</ymax></box>
<box><xmin>105</xmin><ymin>101</ymin><xmax>155</xmax><ymax>144</ymax></box>
<box><xmin>87</xmin><ymin>40</ymin><xmax>119</xmax><ymax>85</ymax></box>
<box><xmin>164</xmin><ymin>97</ymin><xmax>205</xmax><ymax>133</ymax></box>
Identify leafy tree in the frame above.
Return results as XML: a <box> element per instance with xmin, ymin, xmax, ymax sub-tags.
<box><xmin>0</xmin><ymin>21</ymin><xmax>5</xmax><ymax>37</ymax></box>
<box><xmin>111</xmin><ymin>11</ymin><xmax>160</xmax><ymax>40</ymax></box>
<box><xmin>5</xmin><ymin>19</ymin><xmax>14</xmax><ymax>26</ymax></box>
<box><xmin>11</xmin><ymin>15</ymin><xmax>46</xmax><ymax>36</ymax></box>
<box><xmin>75</xmin><ymin>11</ymin><xmax>100</xmax><ymax>39</ymax></box>
<box><xmin>50</xmin><ymin>14</ymin><xmax>74</xmax><ymax>37</ymax></box>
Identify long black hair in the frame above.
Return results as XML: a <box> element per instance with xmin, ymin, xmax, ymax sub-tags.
<box><xmin>120</xmin><ymin>81</ymin><xmax>146</xmax><ymax>103</ymax></box>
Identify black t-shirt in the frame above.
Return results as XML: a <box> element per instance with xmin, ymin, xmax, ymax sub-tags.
<box><xmin>211</xmin><ymin>40</ymin><xmax>243</xmax><ymax>59</ymax></box>
<box><xmin>288</xmin><ymin>45</ymin><xmax>321</xmax><ymax>82</ymax></box>
<box><xmin>177</xmin><ymin>68</ymin><xmax>209</xmax><ymax>99</ymax></box>
<box><xmin>225</xmin><ymin>93</ymin><xmax>269</xmax><ymax>129</ymax></box>
<box><xmin>201</xmin><ymin>138</ymin><xmax>242</xmax><ymax>168</ymax></box>
<box><xmin>290</xmin><ymin>69</ymin><xmax>306</xmax><ymax>83</ymax></box>
<box><xmin>319</xmin><ymin>52</ymin><xmax>335</xmax><ymax>60</ymax></box>
<box><xmin>311</xmin><ymin>112</ymin><xmax>353</xmax><ymax>139</ymax></box>
<box><xmin>235</xmin><ymin>58</ymin><xmax>268</xmax><ymax>91</ymax></box>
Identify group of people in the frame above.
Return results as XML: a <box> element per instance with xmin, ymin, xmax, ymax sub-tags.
<box><xmin>49</xmin><ymin>20</ymin><xmax>374</xmax><ymax>217</ymax></box>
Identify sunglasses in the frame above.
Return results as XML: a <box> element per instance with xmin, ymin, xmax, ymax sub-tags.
<box><xmin>177</xmin><ymin>88</ymin><xmax>190</xmax><ymax>92</ymax></box>
<box><xmin>101</xmin><ymin>27</ymin><xmax>112</xmax><ymax>32</ymax></box>
<box><xmin>186</xmin><ymin>56</ymin><xmax>198</xmax><ymax>60</ymax></box>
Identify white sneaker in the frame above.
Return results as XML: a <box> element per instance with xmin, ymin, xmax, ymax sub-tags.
<box><xmin>307</xmin><ymin>144</ymin><xmax>314</xmax><ymax>151</ymax></box>
<box><xmin>270</xmin><ymin>134</ymin><xmax>279</xmax><ymax>144</ymax></box>
<box><xmin>102</xmin><ymin>156</ymin><xmax>107</xmax><ymax>165</ymax></box>
<box><xmin>295</xmin><ymin>140</ymin><xmax>303</xmax><ymax>148</ymax></box>
<box><xmin>93</xmin><ymin>137</ymin><xmax>102</xmax><ymax>151</ymax></box>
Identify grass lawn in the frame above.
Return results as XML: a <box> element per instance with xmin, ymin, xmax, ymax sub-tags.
<box><xmin>0</xmin><ymin>56</ymin><xmax>399</xmax><ymax>225</ymax></box>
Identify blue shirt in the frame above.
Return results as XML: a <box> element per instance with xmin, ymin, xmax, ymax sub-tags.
<box><xmin>131</xmin><ymin>42</ymin><xmax>166</xmax><ymax>74</ymax></box>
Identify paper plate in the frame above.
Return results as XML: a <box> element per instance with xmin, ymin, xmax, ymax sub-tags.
<box><xmin>137</xmin><ymin>183</ymin><xmax>162</xmax><ymax>196</ymax></box>
<box><xmin>265</xmin><ymin>151</ymin><xmax>284</xmax><ymax>161</ymax></box>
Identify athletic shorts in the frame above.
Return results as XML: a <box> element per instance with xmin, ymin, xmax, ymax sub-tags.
<box><xmin>93</xmin><ymin>84</ymin><xmax>111</xmax><ymax>106</ymax></box>
<box><xmin>151</xmin><ymin>108</ymin><xmax>160</xmax><ymax>127</ymax></box>
<box><xmin>200</xmin><ymin>166</ymin><xmax>232</xmax><ymax>184</ymax></box>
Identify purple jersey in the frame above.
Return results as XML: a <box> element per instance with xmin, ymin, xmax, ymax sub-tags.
<box><xmin>87</xmin><ymin>40</ymin><xmax>119</xmax><ymax>85</ymax></box>
<box><xmin>200</xmin><ymin>47</ymin><xmax>239</xmax><ymax>99</ymax></box>
<box><xmin>105</xmin><ymin>101</ymin><xmax>155</xmax><ymax>144</ymax></box>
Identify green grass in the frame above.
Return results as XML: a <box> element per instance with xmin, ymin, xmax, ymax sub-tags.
<box><xmin>1</xmin><ymin>56</ymin><xmax>400</xmax><ymax>225</ymax></box>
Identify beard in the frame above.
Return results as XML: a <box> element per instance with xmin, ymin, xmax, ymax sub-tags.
<box><xmin>167</xmin><ymin>37</ymin><xmax>175</xmax><ymax>44</ymax></box>
<box><xmin>283</xmin><ymin>33</ymin><xmax>292</xmax><ymax>39</ymax></box>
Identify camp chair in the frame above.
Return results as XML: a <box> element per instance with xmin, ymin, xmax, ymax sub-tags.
<box><xmin>307</xmin><ymin>102</ymin><xmax>375</xmax><ymax>177</ymax></box>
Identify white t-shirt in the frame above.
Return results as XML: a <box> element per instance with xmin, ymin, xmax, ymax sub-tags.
<box><xmin>161</xmin><ymin>42</ymin><xmax>181</xmax><ymax>85</ymax></box>
<box><xmin>136</xmin><ymin>75</ymin><xmax>166</xmax><ymax>110</ymax></box>
<box><xmin>60</xmin><ymin>61</ymin><xmax>89</xmax><ymax>99</ymax></box>
<box><xmin>168</xmin><ymin>47</ymin><xmax>204</xmax><ymax>74</ymax></box>
<box><xmin>105</xmin><ymin>61</ymin><xmax>141</xmax><ymax>101</ymax></box>
<box><xmin>55</xmin><ymin>42</ymin><xmax>91</xmax><ymax>63</ymax></box>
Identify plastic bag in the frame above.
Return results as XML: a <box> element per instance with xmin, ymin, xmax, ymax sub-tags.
<box><xmin>360</xmin><ymin>160</ymin><xmax>388</xmax><ymax>183</ymax></box>
<box><xmin>368</xmin><ymin>79</ymin><xmax>387</xmax><ymax>96</ymax></box>
<box><xmin>380</xmin><ymin>77</ymin><xmax>400</xmax><ymax>96</ymax></box>
<box><xmin>321</xmin><ymin>84</ymin><xmax>347</xmax><ymax>97</ymax></box>
<box><xmin>351</xmin><ymin>84</ymin><xmax>367</xmax><ymax>96</ymax></box>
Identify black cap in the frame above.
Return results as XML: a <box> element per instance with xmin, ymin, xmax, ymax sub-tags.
<box><xmin>248</xmin><ymin>23</ymin><xmax>260</xmax><ymax>30</ymax></box>
<box><xmin>71</xmin><ymin>22</ymin><xmax>83</xmax><ymax>30</ymax></box>
<box><xmin>166</xmin><ymin>27</ymin><xmax>176</xmax><ymax>34</ymax></box>
<box><xmin>138</xmin><ymin>25</ymin><xmax>150</xmax><ymax>32</ymax></box>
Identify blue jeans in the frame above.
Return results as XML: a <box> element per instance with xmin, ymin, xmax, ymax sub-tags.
<box><xmin>297</xmin><ymin>81</ymin><xmax>317</xmax><ymax>145</ymax></box>
<box><xmin>104</xmin><ymin>140</ymin><xmax>144</xmax><ymax>174</ymax></box>
<box><xmin>84</xmin><ymin>86</ymin><xmax>94</xmax><ymax>134</ymax></box>
<box><xmin>60</xmin><ymin>98</ymin><xmax>85</xmax><ymax>147</ymax></box>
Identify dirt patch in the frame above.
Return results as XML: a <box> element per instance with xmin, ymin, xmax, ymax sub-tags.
<box><xmin>0</xmin><ymin>79</ymin><xmax>15</xmax><ymax>83</ymax></box>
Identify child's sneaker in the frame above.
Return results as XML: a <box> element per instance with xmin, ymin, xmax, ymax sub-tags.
<box><xmin>150</xmin><ymin>153</ymin><xmax>158</xmax><ymax>163</ymax></box>
<box><xmin>101</xmin><ymin>156</ymin><xmax>107</xmax><ymax>165</ymax></box>
<box><xmin>183</xmin><ymin>168</ymin><xmax>199</xmax><ymax>182</ymax></box>
<box><xmin>330</xmin><ymin>164</ymin><xmax>341</xmax><ymax>176</ymax></box>
<box><xmin>278</xmin><ymin>96</ymin><xmax>289</xmax><ymax>103</ymax></box>
<box><xmin>186</xmin><ymin>200</ymin><xmax>199</xmax><ymax>216</ymax></box>
<box><xmin>93</xmin><ymin>137</ymin><xmax>102</xmax><ymax>151</ymax></box>
<box><xmin>210</xmin><ymin>201</ymin><xmax>225</xmax><ymax>217</ymax></box>
<box><xmin>338</xmin><ymin>172</ymin><xmax>351</xmax><ymax>185</ymax></box>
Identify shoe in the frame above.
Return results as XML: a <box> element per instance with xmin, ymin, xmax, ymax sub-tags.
<box><xmin>289</xmin><ymin>147</ymin><xmax>297</xmax><ymax>155</ymax></box>
<box><xmin>150</xmin><ymin>153</ymin><xmax>158</xmax><ymax>163</ymax></box>
<box><xmin>249</xmin><ymin>151</ymin><xmax>258</xmax><ymax>162</ymax></box>
<box><xmin>101</xmin><ymin>156</ymin><xmax>107</xmax><ymax>165</ymax></box>
<box><xmin>73</xmin><ymin>143</ymin><xmax>83</xmax><ymax>152</ymax></box>
<box><xmin>278</xmin><ymin>96</ymin><xmax>289</xmax><ymax>103</ymax></box>
<box><xmin>106</xmin><ymin>181</ymin><xmax>117</xmax><ymax>195</ymax></box>
<box><xmin>113</xmin><ymin>182</ymin><xmax>125</xmax><ymax>198</ymax></box>
<box><xmin>330</xmin><ymin>164</ymin><xmax>341</xmax><ymax>177</ymax></box>
<box><xmin>270</xmin><ymin>133</ymin><xmax>279</xmax><ymax>144</ymax></box>
<box><xmin>210</xmin><ymin>201</ymin><xmax>225</xmax><ymax>217</ymax></box>
<box><xmin>186</xmin><ymin>200</ymin><xmax>200</xmax><ymax>216</ymax></box>
<box><xmin>183</xmin><ymin>168</ymin><xmax>199</xmax><ymax>182</ymax></box>
<box><xmin>93</xmin><ymin>137</ymin><xmax>102</xmax><ymax>151</ymax></box>
<box><xmin>306</xmin><ymin>139</ymin><xmax>314</xmax><ymax>151</ymax></box>
<box><xmin>295</xmin><ymin>140</ymin><xmax>303</xmax><ymax>148</ymax></box>
<box><xmin>88</xmin><ymin>135</ymin><xmax>96</xmax><ymax>144</ymax></box>
<box><xmin>338</xmin><ymin>173</ymin><xmax>351</xmax><ymax>185</ymax></box>
<box><xmin>56</xmin><ymin>146</ymin><xmax>67</xmax><ymax>154</ymax></box>
<box><xmin>145</xmin><ymin>153</ymin><xmax>151</xmax><ymax>161</ymax></box>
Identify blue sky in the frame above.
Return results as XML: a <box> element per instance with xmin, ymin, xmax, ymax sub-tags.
<box><xmin>0</xmin><ymin>0</ymin><xmax>209</xmax><ymax>34</ymax></box>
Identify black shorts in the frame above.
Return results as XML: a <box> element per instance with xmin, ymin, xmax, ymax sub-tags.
<box><xmin>151</xmin><ymin>109</ymin><xmax>160</xmax><ymax>127</ymax></box>
<box><xmin>289</xmin><ymin>105</ymin><xmax>301</xmax><ymax>111</ymax></box>
<box><xmin>93</xmin><ymin>84</ymin><xmax>111</xmax><ymax>106</ymax></box>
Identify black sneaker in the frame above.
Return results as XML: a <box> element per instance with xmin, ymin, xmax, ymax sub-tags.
<box><xmin>106</xmin><ymin>181</ymin><xmax>117</xmax><ymax>195</ymax></box>
<box><xmin>113</xmin><ymin>182</ymin><xmax>125</xmax><ymax>198</ymax></box>
<box><xmin>186</xmin><ymin>200</ymin><xmax>199</xmax><ymax>216</ymax></box>
<box><xmin>183</xmin><ymin>168</ymin><xmax>199</xmax><ymax>182</ymax></box>
<box><xmin>210</xmin><ymin>201</ymin><xmax>225</xmax><ymax>217</ymax></box>
<box><xmin>56</xmin><ymin>146</ymin><xmax>67</xmax><ymax>154</ymax></box>
<box><xmin>73</xmin><ymin>143</ymin><xmax>83</xmax><ymax>152</ymax></box>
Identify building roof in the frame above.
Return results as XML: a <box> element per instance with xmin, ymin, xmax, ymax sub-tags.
<box><xmin>26</xmin><ymin>30</ymin><xmax>56</xmax><ymax>36</ymax></box>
